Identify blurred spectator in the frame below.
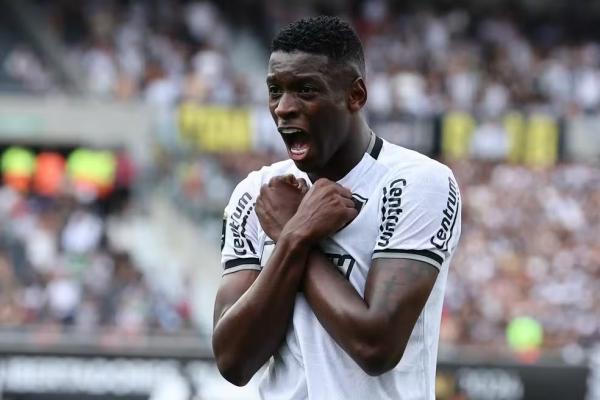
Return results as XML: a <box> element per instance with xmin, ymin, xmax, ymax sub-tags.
<box><xmin>441</xmin><ymin>161</ymin><xmax>600</xmax><ymax>351</ymax></box>
<box><xmin>2</xmin><ymin>0</ymin><xmax>597</xmax><ymax>120</ymax></box>
<box><xmin>0</xmin><ymin>0</ymin><xmax>598</xmax><ymax>359</ymax></box>
<box><xmin>0</xmin><ymin>149</ymin><xmax>192</xmax><ymax>336</ymax></box>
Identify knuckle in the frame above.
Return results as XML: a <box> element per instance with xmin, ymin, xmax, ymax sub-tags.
<box><xmin>317</xmin><ymin>178</ymin><xmax>331</xmax><ymax>187</ymax></box>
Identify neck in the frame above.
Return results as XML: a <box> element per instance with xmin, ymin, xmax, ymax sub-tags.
<box><xmin>308</xmin><ymin>118</ymin><xmax>372</xmax><ymax>182</ymax></box>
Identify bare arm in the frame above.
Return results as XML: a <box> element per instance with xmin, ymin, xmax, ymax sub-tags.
<box><xmin>212</xmin><ymin>231</ymin><xmax>310</xmax><ymax>386</ymax></box>
<box><xmin>247</xmin><ymin>170</ymin><xmax>453</xmax><ymax>376</ymax></box>
<box><xmin>212</xmin><ymin>176</ymin><xmax>356</xmax><ymax>386</ymax></box>
<box><xmin>302</xmin><ymin>251</ymin><xmax>438</xmax><ymax>376</ymax></box>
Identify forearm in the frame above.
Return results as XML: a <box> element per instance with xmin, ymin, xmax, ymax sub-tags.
<box><xmin>213</xmin><ymin>233</ymin><xmax>309</xmax><ymax>385</ymax></box>
<box><xmin>302</xmin><ymin>249</ymin><xmax>399</xmax><ymax>374</ymax></box>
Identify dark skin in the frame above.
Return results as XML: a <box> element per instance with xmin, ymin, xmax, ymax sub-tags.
<box><xmin>265</xmin><ymin>51</ymin><xmax>371</xmax><ymax>181</ymax></box>
<box><xmin>212</xmin><ymin>50</ymin><xmax>438</xmax><ymax>385</ymax></box>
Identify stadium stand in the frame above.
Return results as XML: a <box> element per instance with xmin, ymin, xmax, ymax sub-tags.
<box><xmin>1</xmin><ymin>0</ymin><xmax>599</xmax><ymax>354</ymax></box>
<box><xmin>0</xmin><ymin>1</ymin><xmax>599</xmax><ymax>399</ymax></box>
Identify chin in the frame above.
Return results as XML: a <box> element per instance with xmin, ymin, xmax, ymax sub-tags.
<box><xmin>291</xmin><ymin>158</ymin><xmax>318</xmax><ymax>173</ymax></box>
<box><xmin>291</xmin><ymin>159</ymin><xmax>311</xmax><ymax>171</ymax></box>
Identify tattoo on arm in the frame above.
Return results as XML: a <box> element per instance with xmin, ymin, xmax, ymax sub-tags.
<box><xmin>373</xmin><ymin>262</ymin><xmax>438</xmax><ymax>315</ymax></box>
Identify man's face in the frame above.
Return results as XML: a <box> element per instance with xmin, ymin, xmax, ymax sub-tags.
<box><xmin>267</xmin><ymin>51</ymin><xmax>352</xmax><ymax>172</ymax></box>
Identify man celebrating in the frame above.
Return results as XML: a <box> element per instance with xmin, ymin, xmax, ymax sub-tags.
<box><xmin>213</xmin><ymin>16</ymin><xmax>461</xmax><ymax>400</ymax></box>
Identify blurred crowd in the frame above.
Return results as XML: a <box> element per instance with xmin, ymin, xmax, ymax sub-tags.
<box><xmin>4</xmin><ymin>0</ymin><xmax>255</xmax><ymax>105</ymax></box>
<box><xmin>442</xmin><ymin>161</ymin><xmax>600</xmax><ymax>352</ymax></box>
<box><xmin>5</xmin><ymin>1</ymin><xmax>600</xmax><ymax>119</ymax></box>
<box><xmin>0</xmin><ymin>152</ymin><xmax>192</xmax><ymax>337</ymax></box>
<box><xmin>1</xmin><ymin>0</ymin><xmax>600</xmax><ymax>356</ymax></box>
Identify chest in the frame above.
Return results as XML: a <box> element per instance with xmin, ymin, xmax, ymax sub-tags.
<box><xmin>257</xmin><ymin>178</ymin><xmax>384</xmax><ymax>291</ymax></box>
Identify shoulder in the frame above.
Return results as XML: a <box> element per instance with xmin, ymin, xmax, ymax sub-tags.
<box><xmin>230</xmin><ymin>159</ymin><xmax>297</xmax><ymax>195</ymax></box>
<box><xmin>377</xmin><ymin>140</ymin><xmax>456</xmax><ymax>191</ymax></box>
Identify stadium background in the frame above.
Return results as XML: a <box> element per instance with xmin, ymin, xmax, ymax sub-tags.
<box><xmin>0</xmin><ymin>0</ymin><xmax>598</xmax><ymax>399</ymax></box>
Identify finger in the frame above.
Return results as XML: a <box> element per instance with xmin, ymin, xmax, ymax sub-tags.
<box><xmin>296</xmin><ymin>178</ymin><xmax>309</xmax><ymax>194</ymax></box>
<box><xmin>283</xmin><ymin>174</ymin><xmax>298</xmax><ymax>186</ymax></box>
<box><xmin>340</xmin><ymin>197</ymin><xmax>355</xmax><ymax>209</ymax></box>
<box><xmin>334</xmin><ymin>207</ymin><xmax>359</xmax><ymax>231</ymax></box>
<box><xmin>346</xmin><ymin>207</ymin><xmax>359</xmax><ymax>221</ymax></box>
<box><xmin>270</xmin><ymin>174</ymin><xmax>298</xmax><ymax>189</ymax></box>
<box><xmin>305</xmin><ymin>184</ymin><xmax>318</xmax><ymax>197</ymax></box>
<box><xmin>335</xmin><ymin>184</ymin><xmax>353</xmax><ymax>198</ymax></box>
<box><xmin>314</xmin><ymin>178</ymin><xmax>332</xmax><ymax>188</ymax></box>
<box><xmin>268</xmin><ymin>176</ymin><xmax>283</xmax><ymax>187</ymax></box>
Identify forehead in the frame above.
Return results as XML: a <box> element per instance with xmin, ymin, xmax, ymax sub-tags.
<box><xmin>267</xmin><ymin>50</ymin><xmax>332</xmax><ymax>79</ymax></box>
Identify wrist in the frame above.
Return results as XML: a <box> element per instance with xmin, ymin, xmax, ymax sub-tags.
<box><xmin>279</xmin><ymin>225</ymin><xmax>313</xmax><ymax>252</ymax></box>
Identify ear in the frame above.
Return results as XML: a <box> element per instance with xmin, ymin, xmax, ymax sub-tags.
<box><xmin>347</xmin><ymin>77</ymin><xmax>367</xmax><ymax>113</ymax></box>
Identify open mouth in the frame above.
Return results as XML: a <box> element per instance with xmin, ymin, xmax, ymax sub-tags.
<box><xmin>279</xmin><ymin>127</ymin><xmax>311</xmax><ymax>161</ymax></box>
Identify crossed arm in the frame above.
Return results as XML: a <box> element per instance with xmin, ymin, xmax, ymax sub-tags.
<box><xmin>212</xmin><ymin>177</ymin><xmax>438</xmax><ymax>385</ymax></box>
<box><xmin>212</xmin><ymin>233</ymin><xmax>309</xmax><ymax>386</ymax></box>
<box><xmin>302</xmin><ymin>250</ymin><xmax>437</xmax><ymax>376</ymax></box>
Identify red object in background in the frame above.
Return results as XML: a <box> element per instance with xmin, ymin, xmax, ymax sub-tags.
<box><xmin>515</xmin><ymin>348</ymin><xmax>541</xmax><ymax>364</ymax></box>
<box><xmin>115</xmin><ymin>151</ymin><xmax>135</xmax><ymax>188</ymax></box>
<box><xmin>33</xmin><ymin>152</ymin><xmax>66</xmax><ymax>196</ymax></box>
<box><xmin>3</xmin><ymin>175</ymin><xmax>30</xmax><ymax>192</ymax></box>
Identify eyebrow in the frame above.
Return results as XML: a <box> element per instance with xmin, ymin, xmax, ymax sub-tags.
<box><xmin>266</xmin><ymin>73</ymin><xmax>327</xmax><ymax>84</ymax></box>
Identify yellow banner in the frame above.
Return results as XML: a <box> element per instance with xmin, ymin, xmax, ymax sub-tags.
<box><xmin>504</xmin><ymin>113</ymin><xmax>559</xmax><ymax>166</ymax></box>
<box><xmin>442</xmin><ymin>111</ymin><xmax>559</xmax><ymax>165</ymax></box>
<box><xmin>441</xmin><ymin>111</ymin><xmax>475</xmax><ymax>160</ymax></box>
<box><xmin>178</xmin><ymin>104</ymin><xmax>252</xmax><ymax>152</ymax></box>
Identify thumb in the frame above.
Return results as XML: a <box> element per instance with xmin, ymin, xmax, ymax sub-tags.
<box><xmin>296</xmin><ymin>178</ymin><xmax>309</xmax><ymax>194</ymax></box>
<box><xmin>282</xmin><ymin>174</ymin><xmax>298</xmax><ymax>186</ymax></box>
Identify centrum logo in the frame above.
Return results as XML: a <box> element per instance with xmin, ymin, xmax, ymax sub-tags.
<box><xmin>377</xmin><ymin>178</ymin><xmax>406</xmax><ymax>247</ymax></box>
<box><xmin>228</xmin><ymin>192</ymin><xmax>255</xmax><ymax>256</ymax></box>
<box><xmin>430</xmin><ymin>177</ymin><xmax>459</xmax><ymax>251</ymax></box>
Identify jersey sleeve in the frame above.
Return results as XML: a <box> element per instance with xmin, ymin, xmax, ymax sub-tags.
<box><xmin>221</xmin><ymin>173</ymin><xmax>262</xmax><ymax>275</ymax></box>
<box><xmin>372</xmin><ymin>164</ymin><xmax>461</xmax><ymax>271</ymax></box>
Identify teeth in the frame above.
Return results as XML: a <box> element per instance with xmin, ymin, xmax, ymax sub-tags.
<box><xmin>291</xmin><ymin>147</ymin><xmax>308</xmax><ymax>155</ymax></box>
<box><xmin>279</xmin><ymin>128</ymin><xmax>303</xmax><ymax>135</ymax></box>
<box><xmin>290</xmin><ymin>142</ymin><xmax>309</xmax><ymax>156</ymax></box>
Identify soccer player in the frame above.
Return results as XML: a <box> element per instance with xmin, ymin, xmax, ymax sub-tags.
<box><xmin>213</xmin><ymin>16</ymin><xmax>461</xmax><ymax>400</ymax></box>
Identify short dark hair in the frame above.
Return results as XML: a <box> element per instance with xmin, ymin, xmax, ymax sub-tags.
<box><xmin>271</xmin><ymin>16</ymin><xmax>365</xmax><ymax>76</ymax></box>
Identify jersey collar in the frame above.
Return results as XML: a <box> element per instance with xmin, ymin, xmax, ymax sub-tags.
<box><xmin>366</xmin><ymin>131</ymin><xmax>383</xmax><ymax>160</ymax></box>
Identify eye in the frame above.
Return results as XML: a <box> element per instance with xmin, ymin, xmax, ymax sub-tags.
<box><xmin>268</xmin><ymin>85</ymin><xmax>282</xmax><ymax>98</ymax></box>
<box><xmin>298</xmin><ymin>85</ymin><xmax>318</xmax><ymax>98</ymax></box>
<box><xmin>299</xmin><ymin>85</ymin><xmax>316</xmax><ymax>94</ymax></box>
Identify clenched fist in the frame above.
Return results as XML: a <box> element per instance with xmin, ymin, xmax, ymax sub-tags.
<box><xmin>282</xmin><ymin>178</ymin><xmax>358</xmax><ymax>245</ymax></box>
<box><xmin>256</xmin><ymin>174</ymin><xmax>309</xmax><ymax>241</ymax></box>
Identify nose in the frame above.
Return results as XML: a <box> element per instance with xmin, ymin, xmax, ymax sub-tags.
<box><xmin>274</xmin><ymin>92</ymin><xmax>299</xmax><ymax>120</ymax></box>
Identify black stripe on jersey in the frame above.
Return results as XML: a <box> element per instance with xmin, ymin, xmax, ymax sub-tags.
<box><xmin>369</xmin><ymin>135</ymin><xmax>383</xmax><ymax>160</ymax></box>
<box><xmin>373</xmin><ymin>249</ymin><xmax>443</xmax><ymax>266</ymax></box>
<box><xmin>224</xmin><ymin>257</ymin><xmax>260</xmax><ymax>270</ymax></box>
<box><xmin>220</xmin><ymin>215</ymin><xmax>227</xmax><ymax>250</ymax></box>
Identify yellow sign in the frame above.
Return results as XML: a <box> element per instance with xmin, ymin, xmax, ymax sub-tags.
<box><xmin>523</xmin><ymin>114</ymin><xmax>558</xmax><ymax>167</ymax></box>
<box><xmin>441</xmin><ymin>111</ymin><xmax>475</xmax><ymax>160</ymax></box>
<box><xmin>504</xmin><ymin>112</ymin><xmax>526</xmax><ymax>163</ymax></box>
<box><xmin>178</xmin><ymin>104</ymin><xmax>252</xmax><ymax>152</ymax></box>
<box><xmin>504</xmin><ymin>113</ymin><xmax>558</xmax><ymax>166</ymax></box>
<box><xmin>442</xmin><ymin>111</ymin><xmax>559</xmax><ymax>165</ymax></box>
